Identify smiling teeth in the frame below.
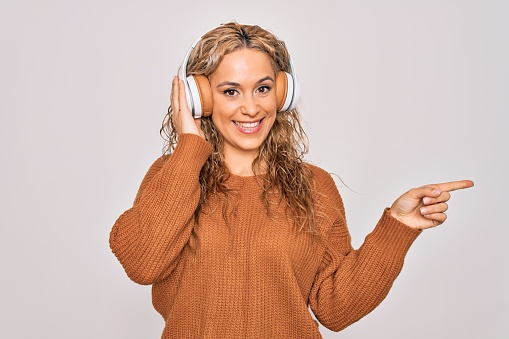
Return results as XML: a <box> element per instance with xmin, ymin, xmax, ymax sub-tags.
<box><xmin>234</xmin><ymin>121</ymin><xmax>260</xmax><ymax>128</ymax></box>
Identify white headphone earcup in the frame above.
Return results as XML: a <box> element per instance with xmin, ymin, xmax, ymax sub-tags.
<box><xmin>186</xmin><ymin>75</ymin><xmax>203</xmax><ymax>118</ymax></box>
<box><xmin>288</xmin><ymin>72</ymin><xmax>300</xmax><ymax>111</ymax></box>
<box><xmin>277</xmin><ymin>71</ymin><xmax>299</xmax><ymax>112</ymax></box>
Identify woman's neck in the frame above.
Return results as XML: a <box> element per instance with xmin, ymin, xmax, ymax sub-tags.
<box><xmin>224</xmin><ymin>148</ymin><xmax>264</xmax><ymax>177</ymax></box>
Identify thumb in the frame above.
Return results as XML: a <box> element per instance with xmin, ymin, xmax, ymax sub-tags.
<box><xmin>410</xmin><ymin>186</ymin><xmax>442</xmax><ymax>200</ymax></box>
<box><xmin>194</xmin><ymin>118</ymin><xmax>205</xmax><ymax>139</ymax></box>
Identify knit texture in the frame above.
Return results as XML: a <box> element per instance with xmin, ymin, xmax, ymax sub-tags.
<box><xmin>110</xmin><ymin>134</ymin><xmax>421</xmax><ymax>338</ymax></box>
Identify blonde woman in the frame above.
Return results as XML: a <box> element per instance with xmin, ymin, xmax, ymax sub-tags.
<box><xmin>110</xmin><ymin>22</ymin><xmax>473</xmax><ymax>338</ymax></box>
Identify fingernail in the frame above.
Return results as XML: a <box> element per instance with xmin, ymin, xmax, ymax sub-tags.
<box><xmin>433</xmin><ymin>189</ymin><xmax>441</xmax><ymax>195</ymax></box>
<box><xmin>423</xmin><ymin>197</ymin><xmax>430</xmax><ymax>204</ymax></box>
<box><xmin>420</xmin><ymin>207</ymin><xmax>427</xmax><ymax>214</ymax></box>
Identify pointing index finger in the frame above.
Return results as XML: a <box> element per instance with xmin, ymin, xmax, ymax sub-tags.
<box><xmin>431</xmin><ymin>180</ymin><xmax>474</xmax><ymax>193</ymax></box>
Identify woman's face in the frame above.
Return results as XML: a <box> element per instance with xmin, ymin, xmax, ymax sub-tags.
<box><xmin>209</xmin><ymin>48</ymin><xmax>277</xmax><ymax>160</ymax></box>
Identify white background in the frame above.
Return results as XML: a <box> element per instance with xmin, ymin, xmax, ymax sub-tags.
<box><xmin>1</xmin><ymin>0</ymin><xmax>507</xmax><ymax>338</ymax></box>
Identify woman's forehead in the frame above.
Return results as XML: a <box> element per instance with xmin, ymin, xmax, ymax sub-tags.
<box><xmin>210</xmin><ymin>49</ymin><xmax>275</xmax><ymax>83</ymax></box>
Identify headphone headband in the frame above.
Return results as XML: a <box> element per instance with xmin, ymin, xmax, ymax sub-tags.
<box><xmin>178</xmin><ymin>35</ymin><xmax>203</xmax><ymax>115</ymax></box>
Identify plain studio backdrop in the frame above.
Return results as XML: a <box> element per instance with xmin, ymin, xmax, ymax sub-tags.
<box><xmin>1</xmin><ymin>0</ymin><xmax>507</xmax><ymax>338</ymax></box>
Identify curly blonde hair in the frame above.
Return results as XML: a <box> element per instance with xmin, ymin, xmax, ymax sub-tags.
<box><xmin>160</xmin><ymin>22</ymin><xmax>318</xmax><ymax>233</ymax></box>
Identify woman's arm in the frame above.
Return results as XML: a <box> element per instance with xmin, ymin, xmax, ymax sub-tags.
<box><xmin>109</xmin><ymin>134</ymin><xmax>211</xmax><ymax>285</ymax></box>
<box><xmin>310</xmin><ymin>206</ymin><xmax>420</xmax><ymax>331</ymax></box>
<box><xmin>309</xmin><ymin>171</ymin><xmax>473</xmax><ymax>331</ymax></box>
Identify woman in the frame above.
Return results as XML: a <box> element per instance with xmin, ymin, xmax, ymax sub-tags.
<box><xmin>110</xmin><ymin>22</ymin><xmax>473</xmax><ymax>338</ymax></box>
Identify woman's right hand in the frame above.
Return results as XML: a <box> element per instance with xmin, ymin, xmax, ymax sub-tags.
<box><xmin>171</xmin><ymin>76</ymin><xmax>205</xmax><ymax>138</ymax></box>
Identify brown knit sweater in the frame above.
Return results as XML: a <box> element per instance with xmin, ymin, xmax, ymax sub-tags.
<box><xmin>110</xmin><ymin>134</ymin><xmax>421</xmax><ymax>338</ymax></box>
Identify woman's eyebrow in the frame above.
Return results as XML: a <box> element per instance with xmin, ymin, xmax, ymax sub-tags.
<box><xmin>256</xmin><ymin>76</ymin><xmax>275</xmax><ymax>84</ymax></box>
<box><xmin>217</xmin><ymin>81</ymin><xmax>241</xmax><ymax>88</ymax></box>
<box><xmin>216</xmin><ymin>76</ymin><xmax>275</xmax><ymax>88</ymax></box>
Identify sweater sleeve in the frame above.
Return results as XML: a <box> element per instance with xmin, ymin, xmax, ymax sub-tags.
<box><xmin>109</xmin><ymin>134</ymin><xmax>212</xmax><ymax>285</ymax></box>
<box><xmin>309</xmin><ymin>170</ymin><xmax>421</xmax><ymax>332</ymax></box>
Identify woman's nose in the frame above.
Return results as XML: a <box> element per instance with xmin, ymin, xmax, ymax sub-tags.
<box><xmin>240</xmin><ymin>94</ymin><xmax>260</xmax><ymax>116</ymax></box>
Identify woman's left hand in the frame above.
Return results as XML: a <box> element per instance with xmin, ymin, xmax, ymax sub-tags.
<box><xmin>389</xmin><ymin>180</ymin><xmax>474</xmax><ymax>230</ymax></box>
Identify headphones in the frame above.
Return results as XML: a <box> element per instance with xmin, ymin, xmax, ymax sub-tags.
<box><xmin>178</xmin><ymin>25</ymin><xmax>300</xmax><ymax>118</ymax></box>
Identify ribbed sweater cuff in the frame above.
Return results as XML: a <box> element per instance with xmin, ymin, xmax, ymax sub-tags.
<box><xmin>169</xmin><ymin>134</ymin><xmax>212</xmax><ymax>174</ymax></box>
<box><xmin>369</xmin><ymin>208</ymin><xmax>422</xmax><ymax>255</ymax></box>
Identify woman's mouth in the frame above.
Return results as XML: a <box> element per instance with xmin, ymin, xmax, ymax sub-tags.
<box><xmin>233</xmin><ymin>118</ymin><xmax>264</xmax><ymax>134</ymax></box>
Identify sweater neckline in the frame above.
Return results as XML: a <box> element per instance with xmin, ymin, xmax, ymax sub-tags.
<box><xmin>226</xmin><ymin>172</ymin><xmax>267</xmax><ymax>187</ymax></box>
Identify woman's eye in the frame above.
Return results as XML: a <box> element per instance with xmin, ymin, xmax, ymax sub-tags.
<box><xmin>257</xmin><ymin>85</ymin><xmax>271</xmax><ymax>94</ymax></box>
<box><xmin>223</xmin><ymin>89</ymin><xmax>238</xmax><ymax>96</ymax></box>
